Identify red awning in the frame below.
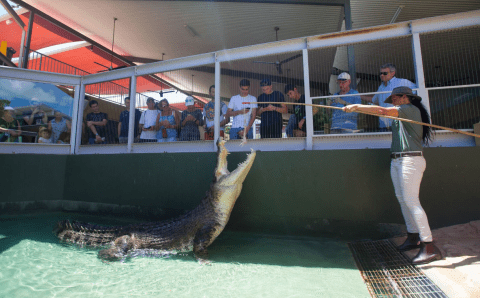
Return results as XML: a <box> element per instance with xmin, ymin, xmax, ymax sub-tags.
<box><xmin>0</xmin><ymin>12</ymin><xmax>81</xmax><ymax>57</ymax></box>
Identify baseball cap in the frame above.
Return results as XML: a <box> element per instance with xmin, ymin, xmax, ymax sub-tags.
<box><xmin>146</xmin><ymin>97</ymin><xmax>155</xmax><ymax>103</ymax></box>
<box><xmin>337</xmin><ymin>72</ymin><xmax>351</xmax><ymax>80</ymax></box>
<box><xmin>185</xmin><ymin>96</ymin><xmax>195</xmax><ymax>106</ymax></box>
<box><xmin>4</xmin><ymin>106</ymin><xmax>14</xmax><ymax>111</ymax></box>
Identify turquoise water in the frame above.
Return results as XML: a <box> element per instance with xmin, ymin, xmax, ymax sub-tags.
<box><xmin>0</xmin><ymin>213</ymin><xmax>369</xmax><ymax>298</ymax></box>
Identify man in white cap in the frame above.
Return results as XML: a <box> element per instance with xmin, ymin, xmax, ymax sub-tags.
<box><xmin>180</xmin><ymin>96</ymin><xmax>203</xmax><ymax>141</ymax></box>
<box><xmin>329</xmin><ymin>72</ymin><xmax>362</xmax><ymax>133</ymax></box>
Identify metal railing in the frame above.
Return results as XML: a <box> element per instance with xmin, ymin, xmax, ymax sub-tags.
<box><xmin>26</xmin><ymin>49</ymin><xmax>150</xmax><ymax>106</ymax></box>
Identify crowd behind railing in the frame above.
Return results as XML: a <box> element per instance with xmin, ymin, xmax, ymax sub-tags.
<box><xmin>1</xmin><ymin>61</ymin><xmax>427</xmax><ymax>145</ymax></box>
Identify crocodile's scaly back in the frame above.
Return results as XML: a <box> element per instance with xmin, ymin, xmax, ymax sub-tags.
<box><xmin>54</xmin><ymin>138</ymin><xmax>255</xmax><ymax>264</ymax></box>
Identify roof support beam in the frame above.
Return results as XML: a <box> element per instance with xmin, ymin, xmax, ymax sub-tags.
<box><xmin>9</xmin><ymin>0</ymin><xmax>172</xmax><ymax>90</ymax></box>
<box><xmin>149</xmin><ymin>0</ymin><xmax>346</xmax><ymax>6</ymax></box>
<box><xmin>22</xmin><ymin>10</ymin><xmax>34</xmax><ymax>69</ymax></box>
<box><xmin>343</xmin><ymin>0</ymin><xmax>357</xmax><ymax>89</ymax></box>
<box><xmin>0</xmin><ymin>0</ymin><xmax>25</xmax><ymax>27</ymax></box>
<box><xmin>1</xmin><ymin>0</ymin><xmax>26</xmax><ymax>67</ymax></box>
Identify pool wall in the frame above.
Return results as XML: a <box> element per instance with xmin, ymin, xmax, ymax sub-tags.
<box><xmin>1</xmin><ymin>146</ymin><xmax>479</xmax><ymax>239</ymax></box>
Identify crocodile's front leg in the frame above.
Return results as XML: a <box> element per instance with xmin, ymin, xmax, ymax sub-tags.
<box><xmin>193</xmin><ymin>225</ymin><xmax>219</xmax><ymax>265</ymax></box>
<box><xmin>98</xmin><ymin>234</ymin><xmax>137</xmax><ymax>261</ymax></box>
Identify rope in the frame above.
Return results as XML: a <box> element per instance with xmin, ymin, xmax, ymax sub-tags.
<box><xmin>245</xmin><ymin>101</ymin><xmax>480</xmax><ymax>139</ymax></box>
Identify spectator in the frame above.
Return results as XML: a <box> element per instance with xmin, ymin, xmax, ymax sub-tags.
<box><xmin>329</xmin><ymin>72</ymin><xmax>362</xmax><ymax>133</ymax></box>
<box><xmin>156</xmin><ymin>98</ymin><xmax>180</xmax><ymax>142</ymax></box>
<box><xmin>284</xmin><ymin>84</ymin><xmax>307</xmax><ymax>137</ymax></box>
<box><xmin>344</xmin><ymin>86</ymin><xmax>441</xmax><ymax>265</ymax></box>
<box><xmin>203</xmin><ymin>85</ymin><xmax>229</xmax><ymax>140</ymax></box>
<box><xmin>38</xmin><ymin>127</ymin><xmax>53</xmax><ymax>143</ymax></box>
<box><xmin>23</xmin><ymin>106</ymin><xmax>48</xmax><ymax>126</ymax></box>
<box><xmin>284</xmin><ymin>84</ymin><xmax>328</xmax><ymax>136</ymax></box>
<box><xmin>139</xmin><ymin>97</ymin><xmax>160</xmax><ymax>143</ymax></box>
<box><xmin>256</xmin><ymin>78</ymin><xmax>287</xmax><ymax>138</ymax></box>
<box><xmin>118</xmin><ymin>97</ymin><xmax>141</xmax><ymax>144</ymax></box>
<box><xmin>226</xmin><ymin>79</ymin><xmax>257</xmax><ymax>140</ymax></box>
<box><xmin>48</xmin><ymin>111</ymin><xmax>71</xmax><ymax>144</ymax></box>
<box><xmin>362</xmin><ymin>63</ymin><xmax>416</xmax><ymax>131</ymax></box>
<box><xmin>180</xmin><ymin>96</ymin><xmax>203</xmax><ymax>141</ymax></box>
<box><xmin>86</xmin><ymin>100</ymin><xmax>108</xmax><ymax>144</ymax></box>
<box><xmin>0</xmin><ymin>106</ymin><xmax>22</xmax><ymax>142</ymax></box>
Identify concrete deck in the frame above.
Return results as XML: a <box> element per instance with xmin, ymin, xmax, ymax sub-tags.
<box><xmin>391</xmin><ymin>220</ymin><xmax>480</xmax><ymax>298</ymax></box>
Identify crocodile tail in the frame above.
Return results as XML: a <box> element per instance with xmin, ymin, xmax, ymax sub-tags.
<box><xmin>54</xmin><ymin>220</ymin><xmax>121</xmax><ymax>248</ymax></box>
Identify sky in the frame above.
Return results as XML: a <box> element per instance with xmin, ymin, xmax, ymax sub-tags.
<box><xmin>0</xmin><ymin>78</ymin><xmax>75</xmax><ymax>116</ymax></box>
<box><xmin>0</xmin><ymin>1</ymin><xmax>20</xmax><ymax>18</ymax></box>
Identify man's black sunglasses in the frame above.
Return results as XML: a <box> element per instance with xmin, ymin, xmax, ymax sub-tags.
<box><xmin>380</xmin><ymin>72</ymin><xmax>390</xmax><ymax>76</ymax></box>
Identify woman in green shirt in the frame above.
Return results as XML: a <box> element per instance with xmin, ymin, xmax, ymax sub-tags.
<box><xmin>0</xmin><ymin>107</ymin><xmax>22</xmax><ymax>142</ymax></box>
<box><xmin>343</xmin><ymin>86</ymin><xmax>441</xmax><ymax>265</ymax></box>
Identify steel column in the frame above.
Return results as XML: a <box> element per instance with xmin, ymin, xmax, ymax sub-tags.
<box><xmin>22</xmin><ymin>11</ymin><xmax>34</xmax><ymax>69</ymax></box>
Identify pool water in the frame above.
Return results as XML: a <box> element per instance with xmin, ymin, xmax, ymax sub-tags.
<box><xmin>0</xmin><ymin>213</ymin><xmax>369</xmax><ymax>298</ymax></box>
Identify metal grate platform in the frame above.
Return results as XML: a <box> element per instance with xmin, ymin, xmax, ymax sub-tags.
<box><xmin>348</xmin><ymin>239</ymin><xmax>448</xmax><ymax>298</ymax></box>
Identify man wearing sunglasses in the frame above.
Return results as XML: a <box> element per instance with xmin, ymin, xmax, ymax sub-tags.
<box><xmin>363</xmin><ymin>63</ymin><xmax>415</xmax><ymax>131</ymax></box>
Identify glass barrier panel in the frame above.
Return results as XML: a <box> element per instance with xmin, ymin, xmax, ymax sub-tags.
<box><xmin>135</xmin><ymin>66</ymin><xmax>217</xmax><ymax>146</ymax></box>
<box><xmin>0</xmin><ymin>77</ymin><xmax>74</xmax><ymax>145</ymax></box>
<box><xmin>219</xmin><ymin>51</ymin><xmax>304</xmax><ymax>140</ymax></box>
<box><xmin>309</xmin><ymin>36</ymin><xmax>414</xmax><ymax>134</ymax></box>
<box><xmin>429</xmin><ymin>87</ymin><xmax>480</xmax><ymax>130</ymax></box>
<box><xmin>83</xmin><ymin>78</ymin><xmax>132</xmax><ymax>146</ymax></box>
<box><xmin>421</xmin><ymin>26</ymin><xmax>480</xmax><ymax>88</ymax></box>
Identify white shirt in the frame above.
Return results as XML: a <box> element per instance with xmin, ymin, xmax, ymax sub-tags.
<box><xmin>228</xmin><ymin>94</ymin><xmax>257</xmax><ymax>128</ymax></box>
<box><xmin>139</xmin><ymin>109</ymin><xmax>160</xmax><ymax>139</ymax></box>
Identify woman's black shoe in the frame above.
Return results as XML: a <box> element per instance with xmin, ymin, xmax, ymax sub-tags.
<box><xmin>397</xmin><ymin>233</ymin><xmax>420</xmax><ymax>251</ymax></box>
<box><xmin>411</xmin><ymin>242</ymin><xmax>442</xmax><ymax>265</ymax></box>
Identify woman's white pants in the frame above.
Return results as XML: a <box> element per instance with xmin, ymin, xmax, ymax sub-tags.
<box><xmin>390</xmin><ymin>156</ymin><xmax>433</xmax><ymax>242</ymax></box>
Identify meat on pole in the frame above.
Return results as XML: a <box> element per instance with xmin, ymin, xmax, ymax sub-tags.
<box><xmin>244</xmin><ymin>101</ymin><xmax>480</xmax><ymax>139</ymax></box>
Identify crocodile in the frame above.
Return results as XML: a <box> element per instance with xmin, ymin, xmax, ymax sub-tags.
<box><xmin>54</xmin><ymin>139</ymin><xmax>256</xmax><ymax>264</ymax></box>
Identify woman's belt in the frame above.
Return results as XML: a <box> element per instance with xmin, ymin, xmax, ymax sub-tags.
<box><xmin>391</xmin><ymin>151</ymin><xmax>423</xmax><ymax>159</ymax></box>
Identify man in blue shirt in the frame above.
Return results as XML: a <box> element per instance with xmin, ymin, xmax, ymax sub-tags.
<box><xmin>363</xmin><ymin>63</ymin><xmax>416</xmax><ymax>131</ymax></box>
<box><xmin>330</xmin><ymin>72</ymin><xmax>362</xmax><ymax>133</ymax></box>
<box><xmin>118</xmin><ymin>97</ymin><xmax>141</xmax><ymax>143</ymax></box>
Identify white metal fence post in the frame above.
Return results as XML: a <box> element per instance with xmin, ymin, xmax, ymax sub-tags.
<box><xmin>214</xmin><ymin>58</ymin><xmax>221</xmax><ymax>150</ymax></box>
<box><xmin>410</xmin><ymin>25</ymin><xmax>431</xmax><ymax>115</ymax></box>
<box><xmin>70</xmin><ymin>83</ymin><xmax>82</xmax><ymax>154</ymax></box>
<box><xmin>303</xmin><ymin>47</ymin><xmax>313</xmax><ymax>150</ymax></box>
<box><xmin>73</xmin><ymin>80</ymin><xmax>86</xmax><ymax>154</ymax></box>
<box><xmin>127</xmin><ymin>74</ymin><xmax>137</xmax><ymax>153</ymax></box>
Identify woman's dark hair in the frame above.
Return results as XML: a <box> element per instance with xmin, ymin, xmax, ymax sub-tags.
<box><xmin>409</xmin><ymin>97</ymin><xmax>433</xmax><ymax>145</ymax></box>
